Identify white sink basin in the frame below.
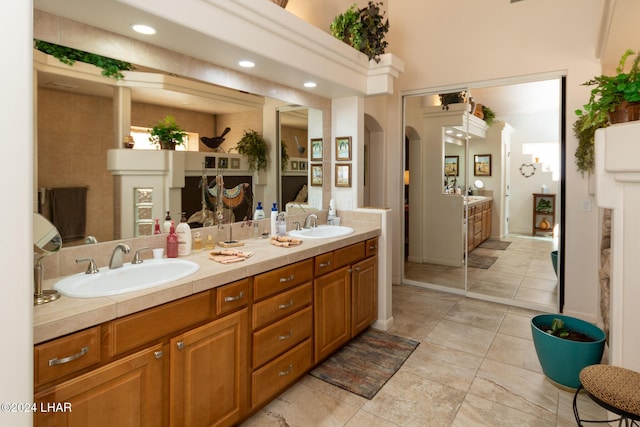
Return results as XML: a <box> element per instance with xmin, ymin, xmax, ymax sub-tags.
<box><xmin>288</xmin><ymin>225</ymin><xmax>354</xmax><ymax>240</ymax></box>
<box><xmin>54</xmin><ymin>258</ymin><xmax>200</xmax><ymax>298</ymax></box>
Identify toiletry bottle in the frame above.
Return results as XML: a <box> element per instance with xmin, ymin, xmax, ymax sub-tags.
<box><xmin>254</xmin><ymin>202</ymin><xmax>265</xmax><ymax>220</ymax></box>
<box><xmin>176</xmin><ymin>212</ymin><xmax>192</xmax><ymax>256</ymax></box>
<box><xmin>328</xmin><ymin>199</ymin><xmax>336</xmax><ymax>224</ymax></box>
<box><xmin>163</xmin><ymin>211</ymin><xmax>172</xmax><ymax>233</ymax></box>
<box><xmin>204</xmin><ymin>234</ymin><xmax>215</xmax><ymax>250</ymax></box>
<box><xmin>193</xmin><ymin>232</ymin><xmax>202</xmax><ymax>251</ymax></box>
<box><xmin>166</xmin><ymin>221</ymin><xmax>178</xmax><ymax>258</ymax></box>
<box><xmin>277</xmin><ymin>212</ymin><xmax>287</xmax><ymax>236</ymax></box>
<box><xmin>270</xmin><ymin>202</ymin><xmax>278</xmax><ymax>236</ymax></box>
<box><xmin>153</xmin><ymin>218</ymin><xmax>161</xmax><ymax>234</ymax></box>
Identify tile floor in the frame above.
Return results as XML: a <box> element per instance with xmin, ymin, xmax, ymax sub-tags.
<box><xmin>404</xmin><ymin>234</ymin><xmax>558</xmax><ymax>312</ymax></box>
<box><xmin>242</xmin><ymin>285</ymin><xmax>606</xmax><ymax>426</ymax></box>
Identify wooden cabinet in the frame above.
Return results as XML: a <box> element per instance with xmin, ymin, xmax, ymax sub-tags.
<box><xmin>170</xmin><ymin>308</ymin><xmax>249</xmax><ymax>427</ymax></box>
<box><xmin>532</xmin><ymin>193</ymin><xmax>556</xmax><ymax>236</ymax></box>
<box><xmin>351</xmin><ymin>255</ymin><xmax>378</xmax><ymax>337</ymax></box>
<box><xmin>314</xmin><ymin>266</ymin><xmax>352</xmax><ymax>362</ymax></box>
<box><xmin>34</xmin><ymin>344</ymin><xmax>164</xmax><ymax>427</ymax></box>
<box><xmin>466</xmin><ymin>201</ymin><xmax>492</xmax><ymax>252</ymax></box>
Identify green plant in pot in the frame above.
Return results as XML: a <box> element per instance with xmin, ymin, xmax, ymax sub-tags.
<box><xmin>149</xmin><ymin>115</ymin><xmax>187</xmax><ymax>150</ymax></box>
<box><xmin>330</xmin><ymin>2</ymin><xmax>389</xmax><ymax>63</ymax></box>
<box><xmin>236</xmin><ymin>130</ymin><xmax>268</xmax><ymax>171</ymax></box>
<box><xmin>280</xmin><ymin>140</ymin><xmax>289</xmax><ymax>173</ymax></box>
<box><xmin>574</xmin><ymin>49</ymin><xmax>640</xmax><ymax>175</ymax></box>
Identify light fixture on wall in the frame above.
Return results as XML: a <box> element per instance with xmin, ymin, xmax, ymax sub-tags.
<box><xmin>404</xmin><ymin>170</ymin><xmax>410</xmax><ymax>185</ymax></box>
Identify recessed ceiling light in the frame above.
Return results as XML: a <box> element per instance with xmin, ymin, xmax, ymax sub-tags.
<box><xmin>132</xmin><ymin>24</ymin><xmax>156</xmax><ymax>35</ymax></box>
<box><xmin>238</xmin><ymin>60</ymin><xmax>255</xmax><ymax>68</ymax></box>
<box><xmin>304</xmin><ymin>81</ymin><xmax>317</xmax><ymax>88</ymax></box>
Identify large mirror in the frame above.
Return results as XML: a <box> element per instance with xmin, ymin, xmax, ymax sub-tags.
<box><xmin>34</xmin><ymin>44</ymin><xmax>323</xmax><ymax>245</ymax></box>
<box><xmin>403</xmin><ymin>78</ymin><xmax>563</xmax><ymax>313</ymax></box>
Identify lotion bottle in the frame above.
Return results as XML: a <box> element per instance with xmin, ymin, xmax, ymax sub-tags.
<box><xmin>166</xmin><ymin>221</ymin><xmax>178</xmax><ymax>258</ymax></box>
<box><xmin>163</xmin><ymin>211</ymin><xmax>172</xmax><ymax>233</ymax></box>
<box><xmin>254</xmin><ymin>202</ymin><xmax>265</xmax><ymax>220</ymax></box>
<box><xmin>328</xmin><ymin>199</ymin><xmax>336</xmax><ymax>224</ymax></box>
<box><xmin>270</xmin><ymin>203</ymin><xmax>278</xmax><ymax>236</ymax></box>
<box><xmin>153</xmin><ymin>218</ymin><xmax>161</xmax><ymax>234</ymax></box>
<box><xmin>176</xmin><ymin>212</ymin><xmax>192</xmax><ymax>256</ymax></box>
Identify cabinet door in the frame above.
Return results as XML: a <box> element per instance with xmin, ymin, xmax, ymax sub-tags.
<box><xmin>351</xmin><ymin>256</ymin><xmax>378</xmax><ymax>336</ymax></box>
<box><xmin>170</xmin><ymin>309</ymin><xmax>248</xmax><ymax>427</ymax></box>
<box><xmin>34</xmin><ymin>344</ymin><xmax>164</xmax><ymax>427</ymax></box>
<box><xmin>314</xmin><ymin>267</ymin><xmax>351</xmax><ymax>362</ymax></box>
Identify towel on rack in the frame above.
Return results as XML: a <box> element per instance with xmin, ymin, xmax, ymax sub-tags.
<box><xmin>50</xmin><ymin>187</ymin><xmax>88</xmax><ymax>242</ymax></box>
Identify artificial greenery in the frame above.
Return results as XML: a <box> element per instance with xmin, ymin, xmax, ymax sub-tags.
<box><xmin>330</xmin><ymin>1</ymin><xmax>389</xmax><ymax>63</ymax></box>
<box><xmin>236</xmin><ymin>130</ymin><xmax>268</xmax><ymax>171</ymax></box>
<box><xmin>34</xmin><ymin>40</ymin><xmax>134</xmax><ymax>80</ymax></box>
<box><xmin>482</xmin><ymin>105</ymin><xmax>496</xmax><ymax>126</ymax></box>
<box><xmin>149</xmin><ymin>116</ymin><xmax>187</xmax><ymax>150</ymax></box>
<box><xmin>545</xmin><ymin>318</ymin><xmax>569</xmax><ymax>338</ymax></box>
<box><xmin>574</xmin><ymin>49</ymin><xmax>640</xmax><ymax>174</ymax></box>
<box><xmin>280</xmin><ymin>140</ymin><xmax>289</xmax><ymax>173</ymax></box>
<box><xmin>536</xmin><ymin>198</ymin><xmax>552</xmax><ymax>213</ymax></box>
<box><xmin>439</xmin><ymin>92</ymin><xmax>466</xmax><ymax>110</ymax></box>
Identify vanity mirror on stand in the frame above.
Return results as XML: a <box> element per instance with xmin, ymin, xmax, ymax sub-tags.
<box><xmin>33</xmin><ymin>213</ymin><xmax>62</xmax><ymax>305</ymax></box>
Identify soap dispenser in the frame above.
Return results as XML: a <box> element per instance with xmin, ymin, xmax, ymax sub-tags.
<box><xmin>163</xmin><ymin>211</ymin><xmax>172</xmax><ymax>233</ymax></box>
<box><xmin>328</xmin><ymin>199</ymin><xmax>336</xmax><ymax>224</ymax></box>
<box><xmin>176</xmin><ymin>212</ymin><xmax>192</xmax><ymax>256</ymax></box>
<box><xmin>270</xmin><ymin>202</ymin><xmax>278</xmax><ymax>236</ymax></box>
<box><xmin>166</xmin><ymin>221</ymin><xmax>178</xmax><ymax>258</ymax></box>
<box><xmin>254</xmin><ymin>202</ymin><xmax>265</xmax><ymax>220</ymax></box>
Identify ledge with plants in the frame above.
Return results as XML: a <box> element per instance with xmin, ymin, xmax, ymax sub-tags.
<box><xmin>236</xmin><ymin>130</ymin><xmax>268</xmax><ymax>172</ymax></box>
<box><xmin>330</xmin><ymin>1</ymin><xmax>389</xmax><ymax>63</ymax></box>
<box><xmin>574</xmin><ymin>49</ymin><xmax>640</xmax><ymax>175</ymax></box>
<box><xmin>149</xmin><ymin>116</ymin><xmax>187</xmax><ymax>150</ymax></box>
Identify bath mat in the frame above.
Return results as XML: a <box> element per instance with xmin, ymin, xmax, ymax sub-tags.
<box><xmin>310</xmin><ymin>328</ymin><xmax>419</xmax><ymax>399</ymax></box>
<box><xmin>467</xmin><ymin>253</ymin><xmax>498</xmax><ymax>269</ymax></box>
<box><xmin>478</xmin><ymin>240</ymin><xmax>512</xmax><ymax>250</ymax></box>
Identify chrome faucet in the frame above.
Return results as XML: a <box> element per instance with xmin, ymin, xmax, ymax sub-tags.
<box><xmin>303</xmin><ymin>213</ymin><xmax>318</xmax><ymax>229</ymax></box>
<box><xmin>109</xmin><ymin>243</ymin><xmax>131</xmax><ymax>269</ymax></box>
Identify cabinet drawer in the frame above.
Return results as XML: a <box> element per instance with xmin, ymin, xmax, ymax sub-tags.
<box><xmin>314</xmin><ymin>252</ymin><xmax>334</xmax><ymax>276</ymax></box>
<box><xmin>365</xmin><ymin>237</ymin><xmax>379</xmax><ymax>257</ymax></box>
<box><xmin>253</xmin><ymin>259</ymin><xmax>313</xmax><ymax>301</ymax></box>
<box><xmin>474</xmin><ymin>220</ymin><xmax>482</xmax><ymax>235</ymax></box>
<box><xmin>253</xmin><ymin>306</ymin><xmax>312</xmax><ymax>368</ymax></box>
<box><xmin>35</xmin><ymin>326</ymin><xmax>101</xmax><ymax>387</ymax></box>
<box><xmin>253</xmin><ymin>282</ymin><xmax>312</xmax><ymax>330</ymax></box>
<box><xmin>111</xmin><ymin>291</ymin><xmax>212</xmax><ymax>356</ymax></box>
<box><xmin>333</xmin><ymin>242</ymin><xmax>365</xmax><ymax>269</ymax></box>
<box><xmin>216</xmin><ymin>278</ymin><xmax>250</xmax><ymax>316</ymax></box>
<box><xmin>251</xmin><ymin>339</ymin><xmax>312</xmax><ymax>408</ymax></box>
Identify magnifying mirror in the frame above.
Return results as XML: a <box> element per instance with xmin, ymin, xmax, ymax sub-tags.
<box><xmin>34</xmin><ymin>213</ymin><xmax>62</xmax><ymax>305</ymax></box>
<box><xmin>474</xmin><ymin>179</ymin><xmax>485</xmax><ymax>190</ymax></box>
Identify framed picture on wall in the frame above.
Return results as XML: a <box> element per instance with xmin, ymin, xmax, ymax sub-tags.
<box><xmin>311</xmin><ymin>164</ymin><xmax>323</xmax><ymax>186</ymax></box>
<box><xmin>335</xmin><ymin>163</ymin><xmax>352</xmax><ymax>187</ymax></box>
<box><xmin>335</xmin><ymin>136</ymin><xmax>352</xmax><ymax>161</ymax></box>
<box><xmin>291</xmin><ymin>160</ymin><xmax>299</xmax><ymax>170</ymax></box>
<box><xmin>311</xmin><ymin>138</ymin><xmax>323</xmax><ymax>161</ymax></box>
<box><xmin>474</xmin><ymin>154</ymin><xmax>492</xmax><ymax>176</ymax></box>
<box><xmin>218</xmin><ymin>157</ymin><xmax>228</xmax><ymax>169</ymax></box>
<box><xmin>444</xmin><ymin>155</ymin><xmax>459</xmax><ymax>176</ymax></box>
<box><xmin>299</xmin><ymin>160</ymin><xmax>307</xmax><ymax>170</ymax></box>
<box><xmin>230</xmin><ymin>158</ymin><xmax>240</xmax><ymax>169</ymax></box>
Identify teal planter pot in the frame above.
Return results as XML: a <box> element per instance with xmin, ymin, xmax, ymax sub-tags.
<box><xmin>531</xmin><ymin>314</ymin><xmax>606</xmax><ymax>389</ymax></box>
<box><xmin>550</xmin><ymin>250</ymin><xmax>558</xmax><ymax>277</ymax></box>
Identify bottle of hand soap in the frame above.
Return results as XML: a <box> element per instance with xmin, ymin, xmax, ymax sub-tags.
<box><xmin>254</xmin><ymin>202</ymin><xmax>265</xmax><ymax>220</ymax></box>
<box><xmin>163</xmin><ymin>211</ymin><xmax>172</xmax><ymax>233</ymax></box>
<box><xmin>176</xmin><ymin>212</ymin><xmax>192</xmax><ymax>256</ymax></box>
<box><xmin>166</xmin><ymin>221</ymin><xmax>178</xmax><ymax>258</ymax></box>
<box><xmin>270</xmin><ymin>202</ymin><xmax>278</xmax><ymax>236</ymax></box>
<box><xmin>328</xmin><ymin>199</ymin><xmax>336</xmax><ymax>224</ymax></box>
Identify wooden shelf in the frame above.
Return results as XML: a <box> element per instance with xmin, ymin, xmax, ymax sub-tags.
<box><xmin>532</xmin><ymin>193</ymin><xmax>556</xmax><ymax>237</ymax></box>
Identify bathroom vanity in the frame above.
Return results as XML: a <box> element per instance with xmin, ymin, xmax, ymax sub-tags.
<box><xmin>33</xmin><ymin>225</ymin><xmax>379</xmax><ymax>426</ymax></box>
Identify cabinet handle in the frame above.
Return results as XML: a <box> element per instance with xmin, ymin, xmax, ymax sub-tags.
<box><xmin>278</xmin><ymin>299</ymin><xmax>294</xmax><ymax>309</ymax></box>
<box><xmin>278</xmin><ymin>364</ymin><xmax>293</xmax><ymax>376</ymax></box>
<box><xmin>354</xmin><ymin>266</ymin><xmax>360</xmax><ymax>272</ymax></box>
<box><xmin>369</xmin><ymin>244</ymin><xmax>377</xmax><ymax>251</ymax></box>
<box><xmin>154</xmin><ymin>350</ymin><xmax>163</xmax><ymax>359</ymax></box>
<box><xmin>278</xmin><ymin>330</ymin><xmax>294</xmax><ymax>341</ymax></box>
<box><xmin>176</xmin><ymin>341</ymin><xmax>184</xmax><ymax>350</ymax></box>
<box><xmin>224</xmin><ymin>291</ymin><xmax>244</xmax><ymax>302</ymax></box>
<box><xmin>347</xmin><ymin>269</ymin><xmax>352</xmax><ymax>273</ymax></box>
<box><xmin>48</xmin><ymin>346</ymin><xmax>89</xmax><ymax>366</ymax></box>
<box><xmin>279</xmin><ymin>274</ymin><xmax>294</xmax><ymax>283</ymax></box>
<box><xmin>319</xmin><ymin>261</ymin><xmax>331</xmax><ymax>268</ymax></box>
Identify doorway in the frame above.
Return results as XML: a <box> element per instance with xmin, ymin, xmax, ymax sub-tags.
<box><xmin>401</xmin><ymin>75</ymin><xmax>564</xmax><ymax>313</ymax></box>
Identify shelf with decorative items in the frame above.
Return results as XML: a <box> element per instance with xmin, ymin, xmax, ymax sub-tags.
<box><xmin>532</xmin><ymin>193</ymin><xmax>556</xmax><ymax>237</ymax></box>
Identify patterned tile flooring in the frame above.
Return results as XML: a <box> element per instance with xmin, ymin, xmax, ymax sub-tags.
<box><xmin>404</xmin><ymin>234</ymin><xmax>558</xmax><ymax>312</ymax></box>
<box><xmin>242</xmin><ymin>285</ymin><xmax>606</xmax><ymax>426</ymax></box>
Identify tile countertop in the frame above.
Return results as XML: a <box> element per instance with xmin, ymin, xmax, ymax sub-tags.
<box><xmin>34</xmin><ymin>223</ymin><xmax>380</xmax><ymax>345</ymax></box>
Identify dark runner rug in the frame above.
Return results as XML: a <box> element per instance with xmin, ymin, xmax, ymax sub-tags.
<box><xmin>310</xmin><ymin>328</ymin><xmax>419</xmax><ymax>399</ymax></box>
<box><xmin>467</xmin><ymin>253</ymin><xmax>498</xmax><ymax>269</ymax></box>
<box><xmin>478</xmin><ymin>240</ymin><xmax>512</xmax><ymax>250</ymax></box>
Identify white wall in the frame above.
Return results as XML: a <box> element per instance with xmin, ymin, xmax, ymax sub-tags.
<box><xmin>1</xmin><ymin>1</ymin><xmax>34</xmax><ymax>425</ymax></box>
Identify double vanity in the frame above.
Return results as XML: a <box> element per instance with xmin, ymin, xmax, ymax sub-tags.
<box><xmin>33</xmin><ymin>220</ymin><xmax>380</xmax><ymax>426</ymax></box>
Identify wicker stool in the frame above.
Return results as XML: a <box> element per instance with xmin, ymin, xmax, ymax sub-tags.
<box><xmin>573</xmin><ymin>364</ymin><xmax>640</xmax><ymax>426</ymax></box>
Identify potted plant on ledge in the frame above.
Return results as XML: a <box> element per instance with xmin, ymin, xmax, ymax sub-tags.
<box><xmin>574</xmin><ymin>49</ymin><xmax>640</xmax><ymax>175</ymax></box>
<box><xmin>149</xmin><ymin>115</ymin><xmax>186</xmax><ymax>150</ymax></box>
<box><xmin>330</xmin><ymin>1</ymin><xmax>389</xmax><ymax>63</ymax></box>
<box><xmin>236</xmin><ymin>130</ymin><xmax>268</xmax><ymax>171</ymax></box>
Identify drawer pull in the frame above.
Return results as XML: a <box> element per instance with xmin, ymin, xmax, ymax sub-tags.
<box><xmin>278</xmin><ymin>330</ymin><xmax>294</xmax><ymax>341</ymax></box>
<box><xmin>154</xmin><ymin>350</ymin><xmax>163</xmax><ymax>359</ymax></box>
<box><xmin>48</xmin><ymin>346</ymin><xmax>89</xmax><ymax>366</ymax></box>
<box><xmin>279</xmin><ymin>274</ymin><xmax>294</xmax><ymax>283</ymax></box>
<box><xmin>369</xmin><ymin>244</ymin><xmax>378</xmax><ymax>251</ymax></box>
<box><xmin>278</xmin><ymin>363</ymin><xmax>293</xmax><ymax>376</ymax></box>
<box><xmin>278</xmin><ymin>299</ymin><xmax>294</xmax><ymax>310</ymax></box>
<box><xmin>354</xmin><ymin>266</ymin><xmax>360</xmax><ymax>272</ymax></box>
<box><xmin>176</xmin><ymin>341</ymin><xmax>185</xmax><ymax>350</ymax></box>
<box><xmin>224</xmin><ymin>291</ymin><xmax>245</xmax><ymax>302</ymax></box>
<box><xmin>319</xmin><ymin>261</ymin><xmax>331</xmax><ymax>268</ymax></box>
